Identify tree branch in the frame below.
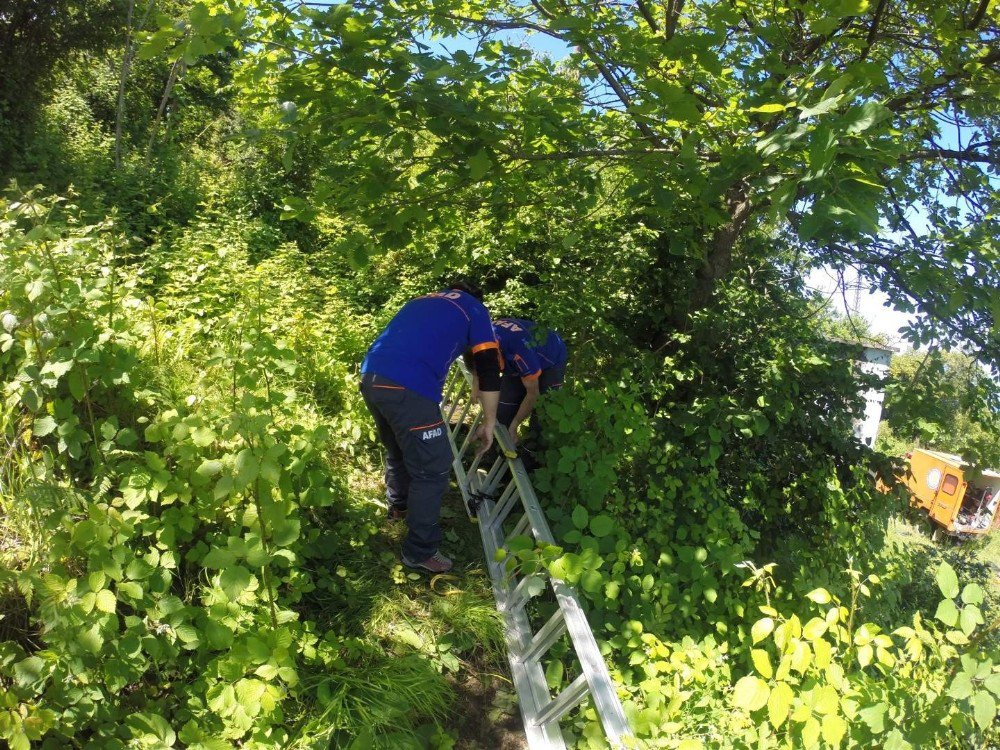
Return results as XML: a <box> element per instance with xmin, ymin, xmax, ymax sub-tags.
<box><xmin>635</xmin><ymin>0</ymin><xmax>660</xmax><ymax>32</ymax></box>
<box><xmin>858</xmin><ymin>0</ymin><xmax>889</xmax><ymax>62</ymax></box>
<box><xmin>905</xmin><ymin>147</ymin><xmax>999</xmax><ymax>165</ymax></box>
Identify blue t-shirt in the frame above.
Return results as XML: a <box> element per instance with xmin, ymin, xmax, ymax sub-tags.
<box><xmin>362</xmin><ymin>290</ymin><xmax>499</xmax><ymax>401</ymax></box>
<box><xmin>493</xmin><ymin>318</ymin><xmax>567</xmax><ymax>380</ymax></box>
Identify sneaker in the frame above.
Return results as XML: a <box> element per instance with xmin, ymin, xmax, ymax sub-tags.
<box><xmin>401</xmin><ymin>551</ymin><xmax>453</xmax><ymax>573</ymax></box>
<box><xmin>387</xmin><ymin>506</ymin><xmax>408</xmax><ymax>521</ymax></box>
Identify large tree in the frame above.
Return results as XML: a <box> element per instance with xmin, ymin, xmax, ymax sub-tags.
<box><xmin>205</xmin><ymin>0</ymin><xmax>997</xmax><ymax>358</ymax></box>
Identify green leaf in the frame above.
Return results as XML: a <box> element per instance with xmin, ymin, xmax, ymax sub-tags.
<box><xmin>235</xmin><ymin>448</ymin><xmax>259</xmax><ymax>487</ymax></box>
<box><xmin>948</xmin><ymin>673</ymin><xmax>974</xmax><ymax>699</ymax></box>
<box><xmin>13</xmin><ymin>656</ymin><xmax>47</xmax><ymax>689</ymax></box>
<box><xmin>751</xmin><ymin>649</ymin><xmax>772</xmax><ymax>679</ymax></box>
<box><xmin>973</xmin><ymin>692</ymin><xmax>996</xmax><ymax>731</ymax></box>
<box><xmin>468</xmin><ymin>150</ymin><xmax>492</xmax><ymax>181</ymax></box>
<box><xmin>960</xmin><ymin>604</ymin><xmax>983</xmax><ymax>636</ymax></box>
<box><xmin>806</xmin><ymin>588</ymin><xmax>832</xmax><ymax>604</ymax></box>
<box><xmin>731</xmin><ymin>675</ymin><xmax>770</xmax><ymax>712</ymax></box>
<box><xmin>935</xmin><ymin>598</ymin><xmax>959</xmax><ymax>627</ymax></box>
<box><xmin>571</xmin><ymin>505</ymin><xmax>589</xmax><ymax>529</ymax></box>
<box><xmin>68</xmin><ymin>368</ymin><xmax>86</xmax><ymax>401</ymax></box>
<box><xmin>196</xmin><ymin>459</ymin><xmax>223</xmax><ymax>478</ymax></box>
<box><xmin>589</xmin><ymin>514</ymin><xmax>614</xmax><ymax>537</ymax></box>
<box><xmin>33</xmin><ymin>416</ymin><xmax>57</xmax><ymax>437</ymax></box>
<box><xmin>884</xmin><ymin>730</ymin><xmax>912</xmax><ymax>750</ymax></box>
<box><xmin>961</xmin><ymin>583</ymin><xmax>985</xmax><ymax>605</ymax></box>
<box><xmin>767</xmin><ymin>681</ymin><xmax>793</xmax><ymax>728</ymax></box>
<box><xmin>985</xmin><ymin>673</ymin><xmax>1000</xmax><ymax>698</ymax></box>
<box><xmin>271</xmin><ymin>519</ymin><xmax>300</xmax><ymax>547</ymax></box>
<box><xmin>935</xmin><ymin>562</ymin><xmax>960</xmax><ymax>599</ymax></box>
<box><xmin>752</xmin><ymin>617</ymin><xmax>775</xmax><ymax>644</ymax></box>
<box><xmin>79</xmin><ymin>624</ymin><xmax>104</xmax><ymax>654</ymax></box>
<box><xmin>219</xmin><ymin>566</ymin><xmax>252</xmax><ymax>600</ymax></box>
<box><xmin>95</xmin><ymin>589</ymin><xmax>117</xmax><ymax>614</ymax></box>
<box><xmin>859</xmin><ymin>702</ymin><xmax>887</xmax><ymax>734</ymax></box>
<box><xmin>191</xmin><ymin>426</ymin><xmax>216</xmax><ymax>447</ymax></box>
<box><xmin>821</xmin><ymin>714</ymin><xmax>847</xmax><ymax>746</ymax></box>
<box><xmin>749</xmin><ymin>103</ymin><xmax>787</xmax><ymax>114</ymax></box>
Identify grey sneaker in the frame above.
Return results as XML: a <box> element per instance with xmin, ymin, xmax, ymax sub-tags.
<box><xmin>402</xmin><ymin>551</ymin><xmax>453</xmax><ymax>573</ymax></box>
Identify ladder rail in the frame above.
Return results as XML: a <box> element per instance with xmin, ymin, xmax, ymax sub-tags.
<box><xmin>441</xmin><ymin>364</ymin><xmax>634</xmax><ymax>749</ymax></box>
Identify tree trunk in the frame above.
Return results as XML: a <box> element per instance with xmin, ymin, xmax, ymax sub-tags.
<box><xmin>665</xmin><ymin>190</ymin><xmax>753</xmax><ymax>335</ymax></box>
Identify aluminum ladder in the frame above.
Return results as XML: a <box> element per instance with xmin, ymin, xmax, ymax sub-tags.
<box><xmin>440</xmin><ymin>365</ymin><xmax>634</xmax><ymax>749</ymax></box>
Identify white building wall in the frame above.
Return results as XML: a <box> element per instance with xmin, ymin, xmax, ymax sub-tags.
<box><xmin>853</xmin><ymin>347</ymin><xmax>892</xmax><ymax>448</ymax></box>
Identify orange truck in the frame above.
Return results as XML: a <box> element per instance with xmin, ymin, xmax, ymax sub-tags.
<box><xmin>903</xmin><ymin>448</ymin><xmax>1000</xmax><ymax>536</ymax></box>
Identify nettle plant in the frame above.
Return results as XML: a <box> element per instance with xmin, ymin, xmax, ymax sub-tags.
<box><xmin>728</xmin><ymin>561</ymin><xmax>999</xmax><ymax>749</ymax></box>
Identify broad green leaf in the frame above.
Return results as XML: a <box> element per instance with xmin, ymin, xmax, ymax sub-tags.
<box><xmin>973</xmin><ymin>692</ymin><xmax>996</xmax><ymax>731</ymax></box>
<box><xmin>961</xmin><ymin>583</ymin><xmax>985</xmax><ymax>605</ymax></box>
<box><xmin>33</xmin><ymin>416</ymin><xmax>57</xmax><ymax>437</ymax></box>
<box><xmin>751</xmin><ymin>649</ymin><xmax>772</xmax><ymax>679</ymax></box>
<box><xmin>822</xmin><ymin>714</ymin><xmax>847</xmax><ymax>746</ymax></box>
<box><xmin>271</xmin><ymin>519</ymin><xmax>300</xmax><ymax>547</ymax></box>
<box><xmin>196</xmin><ymin>459</ymin><xmax>223</xmax><ymax>478</ymax></box>
<box><xmin>468</xmin><ymin>150</ymin><xmax>492</xmax><ymax>181</ymax></box>
<box><xmin>948</xmin><ymin>673</ymin><xmax>974</xmax><ymax>699</ymax></box>
<box><xmin>935</xmin><ymin>599</ymin><xmax>959</xmax><ymax>627</ymax></box>
<box><xmin>589</xmin><ymin>514</ymin><xmax>614</xmax><ymax>537</ymax></box>
<box><xmin>806</xmin><ymin>588</ymin><xmax>832</xmax><ymax>604</ymax></box>
<box><xmin>859</xmin><ymin>702</ymin><xmax>887</xmax><ymax>734</ymax></box>
<box><xmin>752</xmin><ymin>617</ymin><xmax>775</xmax><ymax>644</ymax></box>
<box><xmin>803</xmin><ymin>616</ymin><xmax>828</xmax><ymax>640</ymax></box>
<box><xmin>572</xmin><ymin>505</ymin><xmax>589</xmax><ymax>529</ymax></box>
<box><xmin>95</xmin><ymin>589</ymin><xmax>117</xmax><ymax>614</ymax></box>
<box><xmin>985</xmin><ymin>673</ymin><xmax>1000</xmax><ymax>697</ymax></box>
<box><xmin>814</xmin><ymin>685</ymin><xmax>839</xmax><ymax>715</ymax></box>
<box><xmin>935</xmin><ymin>562</ymin><xmax>960</xmax><ymax>599</ymax></box>
<box><xmin>191</xmin><ymin>426</ymin><xmax>216</xmax><ymax>447</ymax></box>
<box><xmin>884</xmin><ymin>730</ymin><xmax>912</xmax><ymax>750</ymax></box>
<box><xmin>768</xmin><ymin>681</ymin><xmax>793</xmax><ymax>728</ymax></box>
<box><xmin>13</xmin><ymin>656</ymin><xmax>47</xmax><ymax>689</ymax></box>
<box><xmin>960</xmin><ymin>604</ymin><xmax>983</xmax><ymax>636</ymax></box>
<box><xmin>731</xmin><ymin>675</ymin><xmax>770</xmax><ymax>712</ymax></box>
<box><xmin>219</xmin><ymin>566</ymin><xmax>252</xmax><ymax>600</ymax></box>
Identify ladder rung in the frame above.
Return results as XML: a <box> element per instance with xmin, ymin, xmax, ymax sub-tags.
<box><xmin>506</xmin><ymin>513</ymin><xmax>531</xmax><ymax>545</ymax></box>
<box><xmin>458</xmin><ymin>411</ymin><xmax>483</xmax><ymax>458</ymax></box>
<box><xmin>509</xmin><ymin>569</ymin><xmax>544</xmax><ymax>606</ymax></box>
<box><xmin>455</xmin><ymin>396</ymin><xmax>474</xmax><ymax>429</ymax></box>
<box><xmin>486</xmin><ymin>479</ymin><xmax>518</xmax><ymax>528</ymax></box>
<box><xmin>533</xmin><ymin>673</ymin><xmax>589</xmax><ymax>728</ymax></box>
<box><xmin>482</xmin><ymin>454</ymin><xmax>510</xmax><ymax>493</ymax></box>
<box><xmin>520</xmin><ymin>609</ymin><xmax>566</xmax><ymax>665</ymax></box>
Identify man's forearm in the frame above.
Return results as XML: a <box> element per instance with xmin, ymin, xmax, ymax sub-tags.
<box><xmin>509</xmin><ymin>392</ymin><xmax>538</xmax><ymax>435</ymax></box>
<box><xmin>478</xmin><ymin>389</ymin><xmax>500</xmax><ymax>426</ymax></box>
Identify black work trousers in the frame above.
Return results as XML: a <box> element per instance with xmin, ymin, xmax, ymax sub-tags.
<box><xmin>360</xmin><ymin>373</ymin><xmax>452</xmax><ymax>561</ymax></box>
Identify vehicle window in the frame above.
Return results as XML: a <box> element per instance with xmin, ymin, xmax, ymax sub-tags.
<box><xmin>942</xmin><ymin>474</ymin><xmax>959</xmax><ymax>495</ymax></box>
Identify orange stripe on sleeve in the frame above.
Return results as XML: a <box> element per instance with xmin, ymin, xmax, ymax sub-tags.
<box><xmin>470</xmin><ymin>341</ymin><xmax>499</xmax><ymax>354</ymax></box>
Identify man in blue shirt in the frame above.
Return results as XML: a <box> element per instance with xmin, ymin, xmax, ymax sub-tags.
<box><xmin>493</xmin><ymin>318</ymin><xmax>567</xmax><ymax>449</ymax></box>
<box><xmin>361</xmin><ymin>282</ymin><xmax>501</xmax><ymax>573</ymax></box>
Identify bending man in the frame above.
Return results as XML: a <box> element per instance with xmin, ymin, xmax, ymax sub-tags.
<box><xmin>360</xmin><ymin>282</ymin><xmax>501</xmax><ymax>573</ymax></box>
<box><xmin>493</xmin><ymin>317</ymin><xmax>567</xmax><ymax>449</ymax></box>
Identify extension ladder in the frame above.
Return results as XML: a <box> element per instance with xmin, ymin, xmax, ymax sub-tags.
<box><xmin>440</xmin><ymin>365</ymin><xmax>634</xmax><ymax>749</ymax></box>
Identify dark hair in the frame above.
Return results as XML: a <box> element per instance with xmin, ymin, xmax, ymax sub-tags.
<box><xmin>447</xmin><ymin>279</ymin><xmax>484</xmax><ymax>300</ymax></box>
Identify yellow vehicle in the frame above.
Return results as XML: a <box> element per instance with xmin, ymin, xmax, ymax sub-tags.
<box><xmin>903</xmin><ymin>448</ymin><xmax>1000</xmax><ymax>536</ymax></box>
